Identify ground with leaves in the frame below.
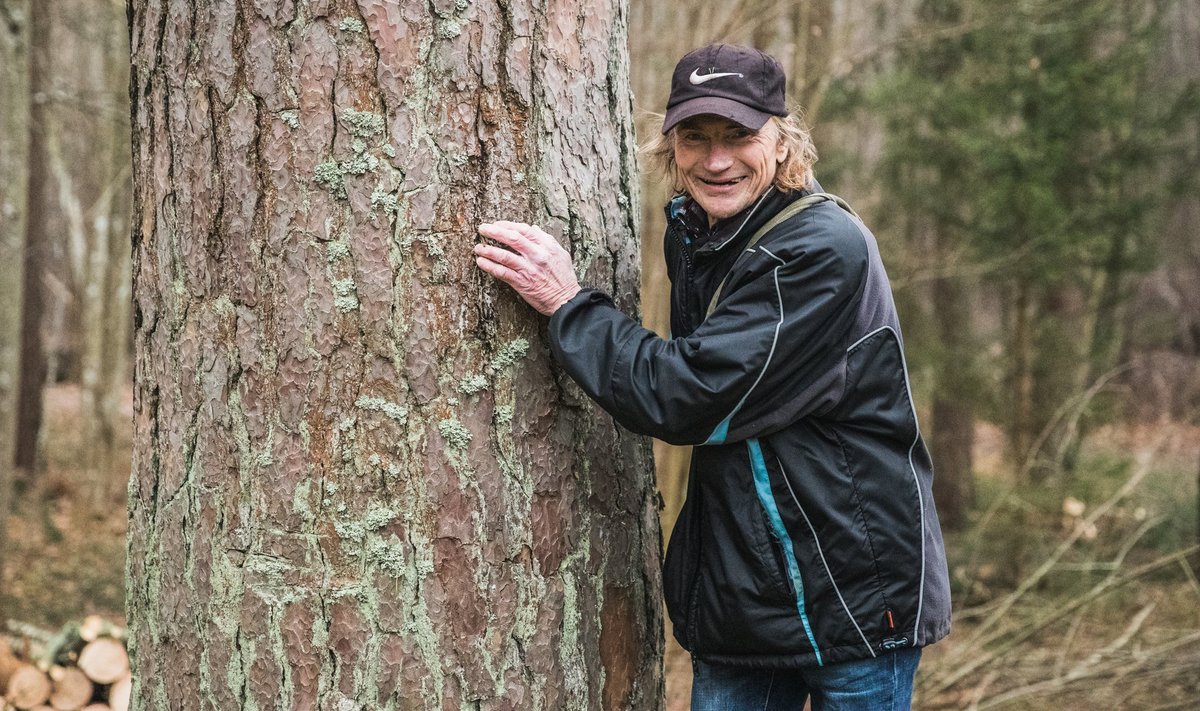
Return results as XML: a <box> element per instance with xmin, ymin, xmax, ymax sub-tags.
<box><xmin>2</xmin><ymin>385</ymin><xmax>129</xmax><ymax>628</ymax></box>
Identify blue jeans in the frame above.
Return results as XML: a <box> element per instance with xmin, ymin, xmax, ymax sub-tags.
<box><xmin>690</xmin><ymin>648</ymin><xmax>922</xmax><ymax>711</ymax></box>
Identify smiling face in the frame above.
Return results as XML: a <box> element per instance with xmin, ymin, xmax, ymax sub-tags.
<box><xmin>672</xmin><ymin>115</ymin><xmax>787</xmax><ymax>226</ymax></box>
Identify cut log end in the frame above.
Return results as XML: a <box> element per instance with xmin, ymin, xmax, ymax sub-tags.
<box><xmin>0</xmin><ymin>641</ymin><xmax>23</xmax><ymax>689</ymax></box>
<box><xmin>107</xmin><ymin>675</ymin><xmax>131</xmax><ymax>711</ymax></box>
<box><xmin>77</xmin><ymin>617</ymin><xmax>104</xmax><ymax>644</ymax></box>
<box><xmin>76</xmin><ymin>639</ymin><xmax>128</xmax><ymax>685</ymax></box>
<box><xmin>4</xmin><ymin>664</ymin><xmax>52</xmax><ymax>709</ymax></box>
<box><xmin>48</xmin><ymin>665</ymin><xmax>93</xmax><ymax>710</ymax></box>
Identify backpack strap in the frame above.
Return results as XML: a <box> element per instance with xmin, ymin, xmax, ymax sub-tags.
<box><xmin>704</xmin><ymin>192</ymin><xmax>858</xmax><ymax>319</ymax></box>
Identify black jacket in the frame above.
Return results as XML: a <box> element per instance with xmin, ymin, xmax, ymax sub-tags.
<box><xmin>548</xmin><ymin>186</ymin><xmax>951</xmax><ymax>668</ymax></box>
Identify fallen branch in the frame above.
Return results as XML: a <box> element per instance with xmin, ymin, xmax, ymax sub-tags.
<box><xmin>975</xmin><ymin>630</ymin><xmax>1200</xmax><ymax>710</ymax></box>
<box><xmin>4</xmin><ymin>621</ymin><xmax>54</xmax><ymax>647</ymax></box>
<box><xmin>1066</xmin><ymin>601</ymin><xmax>1155</xmax><ymax>678</ymax></box>
<box><xmin>961</xmin><ymin>442</ymin><xmax>1163</xmax><ymax>655</ymax></box>
<box><xmin>922</xmin><ymin>545</ymin><xmax>1199</xmax><ymax>698</ymax></box>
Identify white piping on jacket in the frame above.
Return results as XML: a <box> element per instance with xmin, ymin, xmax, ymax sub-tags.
<box><xmin>777</xmin><ymin>459</ymin><xmax>877</xmax><ymax>657</ymax></box>
<box><xmin>728</xmin><ymin>253</ymin><xmax>786</xmax><ymax>432</ymax></box>
<box><xmin>702</xmin><ymin>247</ymin><xmax>788</xmax><ymax>445</ymax></box>
<box><xmin>845</xmin><ymin>324</ymin><xmax>927</xmax><ymax>644</ymax></box>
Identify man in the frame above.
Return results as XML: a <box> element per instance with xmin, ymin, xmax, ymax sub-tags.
<box><xmin>476</xmin><ymin>44</ymin><xmax>950</xmax><ymax>710</ymax></box>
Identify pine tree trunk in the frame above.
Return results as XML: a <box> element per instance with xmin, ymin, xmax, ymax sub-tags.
<box><xmin>788</xmin><ymin>0</ymin><xmax>833</xmax><ymax>117</ymax></box>
<box><xmin>127</xmin><ymin>2</ymin><xmax>661</xmax><ymax>709</ymax></box>
<box><xmin>1010</xmin><ymin>280</ymin><xmax>1036</xmax><ymax>476</ymax></box>
<box><xmin>0</xmin><ymin>0</ymin><xmax>31</xmax><ymax>590</ymax></box>
<box><xmin>930</xmin><ymin>270</ymin><xmax>974</xmax><ymax>530</ymax></box>
<box><xmin>13</xmin><ymin>0</ymin><xmax>49</xmax><ymax>477</ymax></box>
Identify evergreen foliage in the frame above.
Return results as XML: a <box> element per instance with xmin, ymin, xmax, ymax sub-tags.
<box><xmin>865</xmin><ymin>0</ymin><xmax>1197</xmax><ymax>479</ymax></box>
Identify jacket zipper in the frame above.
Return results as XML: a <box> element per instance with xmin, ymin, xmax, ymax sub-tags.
<box><xmin>668</xmin><ymin>223</ymin><xmax>701</xmax><ymax>335</ymax></box>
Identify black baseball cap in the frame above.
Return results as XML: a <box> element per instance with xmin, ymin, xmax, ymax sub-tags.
<box><xmin>662</xmin><ymin>44</ymin><xmax>788</xmax><ymax>134</ymax></box>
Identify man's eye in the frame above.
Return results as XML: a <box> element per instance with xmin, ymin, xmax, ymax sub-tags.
<box><xmin>680</xmin><ymin>133</ymin><xmax>705</xmax><ymax>143</ymax></box>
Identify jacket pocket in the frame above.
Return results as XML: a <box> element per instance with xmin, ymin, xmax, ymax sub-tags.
<box><xmin>742</xmin><ymin>439</ymin><xmax>803</xmax><ymax>605</ymax></box>
<box><xmin>748</xmin><ymin>497</ymin><xmax>796</xmax><ymax>602</ymax></box>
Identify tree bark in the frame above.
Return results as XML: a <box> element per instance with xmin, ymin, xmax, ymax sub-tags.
<box><xmin>0</xmin><ymin>0</ymin><xmax>31</xmax><ymax>592</ymax></box>
<box><xmin>1010</xmin><ymin>280</ymin><xmax>1036</xmax><ymax>475</ymax></box>
<box><xmin>128</xmin><ymin>2</ymin><xmax>661</xmax><ymax>710</ymax></box>
<box><xmin>788</xmin><ymin>0</ymin><xmax>834</xmax><ymax>117</ymax></box>
<box><xmin>930</xmin><ymin>269</ymin><xmax>974</xmax><ymax>530</ymax></box>
<box><xmin>13</xmin><ymin>0</ymin><xmax>49</xmax><ymax>477</ymax></box>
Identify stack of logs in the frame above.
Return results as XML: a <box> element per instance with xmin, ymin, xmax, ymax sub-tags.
<box><xmin>1</xmin><ymin>616</ymin><xmax>129</xmax><ymax>711</ymax></box>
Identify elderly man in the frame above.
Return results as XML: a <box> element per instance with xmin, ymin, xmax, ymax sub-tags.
<box><xmin>476</xmin><ymin>44</ymin><xmax>950</xmax><ymax>711</ymax></box>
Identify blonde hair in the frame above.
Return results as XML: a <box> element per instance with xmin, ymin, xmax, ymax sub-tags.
<box><xmin>639</xmin><ymin>110</ymin><xmax>818</xmax><ymax>194</ymax></box>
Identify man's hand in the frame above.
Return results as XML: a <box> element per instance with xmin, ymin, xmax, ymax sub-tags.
<box><xmin>475</xmin><ymin>221</ymin><xmax>582</xmax><ymax>316</ymax></box>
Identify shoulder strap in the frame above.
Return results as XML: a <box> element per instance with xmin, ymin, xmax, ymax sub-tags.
<box><xmin>704</xmin><ymin>192</ymin><xmax>858</xmax><ymax>318</ymax></box>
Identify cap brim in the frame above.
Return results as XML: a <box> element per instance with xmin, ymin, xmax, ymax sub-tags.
<box><xmin>661</xmin><ymin>96</ymin><xmax>774</xmax><ymax>134</ymax></box>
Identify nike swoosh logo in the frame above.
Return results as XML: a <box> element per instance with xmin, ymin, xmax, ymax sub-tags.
<box><xmin>689</xmin><ymin>69</ymin><xmax>744</xmax><ymax>85</ymax></box>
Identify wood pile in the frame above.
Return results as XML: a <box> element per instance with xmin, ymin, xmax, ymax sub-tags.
<box><xmin>1</xmin><ymin>617</ymin><xmax>130</xmax><ymax>711</ymax></box>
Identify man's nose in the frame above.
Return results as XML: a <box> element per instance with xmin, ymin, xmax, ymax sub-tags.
<box><xmin>704</xmin><ymin>143</ymin><xmax>734</xmax><ymax>172</ymax></box>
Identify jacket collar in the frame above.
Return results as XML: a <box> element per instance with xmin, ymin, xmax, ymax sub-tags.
<box><xmin>668</xmin><ymin>186</ymin><xmax>803</xmax><ymax>256</ymax></box>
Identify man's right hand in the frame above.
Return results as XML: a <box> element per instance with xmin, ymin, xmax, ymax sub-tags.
<box><xmin>475</xmin><ymin>221</ymin><xmax>582</xmax><ymax>316</ymax></box>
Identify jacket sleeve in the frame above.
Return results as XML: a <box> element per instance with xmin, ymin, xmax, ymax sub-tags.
<box><xmin>547</xmin><ymin>212</ymin><xmax>868</xmax><ymax>446</ymax></box>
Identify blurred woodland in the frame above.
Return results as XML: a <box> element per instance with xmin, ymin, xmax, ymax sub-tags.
<box><xmin>0</xmin><ymin>0</ymin><xmax>1198</xmax><ymax>709</ymax></box>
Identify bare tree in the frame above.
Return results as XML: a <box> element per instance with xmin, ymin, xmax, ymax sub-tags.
<box><xmin>43</xmin><ymin>0</ymin><xmax>132</xmax><ymax>508</ymax></box>
<box><xmin>12</xmin><ymin>0</ymin><xmax>48</xmax><ymax>478</ymax></box>
<box><xmin>0</xmin><ymin>0</ymin><xmax>30</xmax><ymax>590</ymax></box>
<box><xmin>127</xmin><ymin>1</ymin><xmax>661</xmax><ymax>709</ymax></box>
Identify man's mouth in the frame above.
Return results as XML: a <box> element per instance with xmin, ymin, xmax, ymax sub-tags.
<box><xmin>699</xmin><ymin>176</ymin><xmax>744</xmax><ymax>187</ymax></box>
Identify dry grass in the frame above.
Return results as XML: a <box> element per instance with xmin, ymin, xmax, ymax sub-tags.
<box><xmin>916</xmin><ymin>422</ymin><xmax>1200</xmax><ymax>710</ymax></box>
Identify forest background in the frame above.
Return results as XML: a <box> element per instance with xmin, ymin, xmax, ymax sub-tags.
<box><xmin>0</xmin><ymin>0</ymin><xmax>1198</xmax><ymax>709</ymax></box>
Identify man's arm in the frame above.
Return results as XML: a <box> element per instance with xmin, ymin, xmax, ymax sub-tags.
<box><xmin>475</xmin><ymin>213</ymin><xmax>868</xmax><ymax>445</ymax></box>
